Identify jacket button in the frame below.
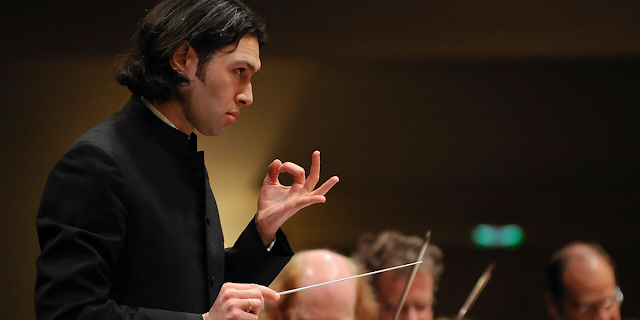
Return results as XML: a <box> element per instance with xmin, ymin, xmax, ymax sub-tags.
<box><xmin>209</xmin><ymin>276</ymin><xmax>215</xmax><ymax>287</ymax></box>
<box><xmin>205</xmin><ymin>216</ymin><xmax>210</xmax><ymax>226</ymax></box>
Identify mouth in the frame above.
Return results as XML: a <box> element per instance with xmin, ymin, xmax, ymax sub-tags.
<box><xmin>226</xmin><ymin>110</ymin><xmax>239</xmax><ymax>123</ymax></box>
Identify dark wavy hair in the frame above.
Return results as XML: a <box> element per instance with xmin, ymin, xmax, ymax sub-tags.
<box><xmin>116</xmin><ymin>0</ymin><xmax>266</xmax><ymax>103</ymax></box>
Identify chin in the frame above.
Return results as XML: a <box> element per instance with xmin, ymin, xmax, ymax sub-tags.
<box><xmin>206</xmin><ymin>128</ymin><xmax>227</xmax><ymax>136</ymax></box>
<box><xmin>195</xmin><ymin>124</ymin><xmax>224</xmax><ymax>136</ymax></box>
<box><xmin>201</xmin><ymin>130</ymin><xmax>222</xmax><ymax>136</ymax></box>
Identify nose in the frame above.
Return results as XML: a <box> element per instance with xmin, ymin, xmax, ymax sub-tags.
<box><xmin>404</xmin><ymin>306</ymin><xmax>419</xmax><ymax>320</ymax></box>
<box><xmin>593</xmin><ymin>307</ymin><xmax>614</xmax><ymax>320</ymax></box>
<box><xmin>236</xmin><ymin>83</ymin><xmax>254</xmax><ymax>106</ymax></box>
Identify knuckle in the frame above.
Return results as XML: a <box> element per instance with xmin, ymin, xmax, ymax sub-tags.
<box><xmin>220</xmin><ymin>291</ymin><xmax>233</xmax><ymax>302</ymax></box>
<box><xmin>221</xmin><ymin>283</ymin><xmax>235</xmax><ymax>294</ymax></box>
<box><xmin>222</xmin><ymin>302</ymin><xmax>234</xmax><ymax>314</ymax></box>
<box><xmin>231</xmin><ymin>309</ymin><xmax>244</xmax><ymax>318</ymax></box>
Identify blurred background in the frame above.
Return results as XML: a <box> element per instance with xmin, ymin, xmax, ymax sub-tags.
<box><xmin>1</xmin><ymin>0</ymin><xmax>639</xmax><ymax>319</ymax></box>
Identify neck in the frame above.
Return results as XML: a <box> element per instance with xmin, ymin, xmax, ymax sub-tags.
<box><xmin>153</xmin><ymin>99</ymin><xmax>194</xmax><ymax>135</ymax></box>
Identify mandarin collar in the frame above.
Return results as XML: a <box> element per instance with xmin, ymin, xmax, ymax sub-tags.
<box><xmin>124</xmin><ymin>95</ymin><xmax>199</xmax><ymax>153</ymax></box>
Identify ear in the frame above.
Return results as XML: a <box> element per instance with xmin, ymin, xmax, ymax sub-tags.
<box><xmin>544</xmin><ymin>292</ymin><xmax>561</xmax><ymax>320</ymax></box>
<box><xmin>169</xmin><ymin>41</ymin><xmax>198</xmax><ymax>75</ymax></box>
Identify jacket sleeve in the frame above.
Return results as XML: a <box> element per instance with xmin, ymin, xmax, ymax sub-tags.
<box><xmin>35</xmin><ymin>143</ymin><xmax>202</xmax><ymax>320</ymax></box>
<box><xmin>223</xmin><ymin>219</ymin><xmax>293</xmax><ymax>285</ymax></box>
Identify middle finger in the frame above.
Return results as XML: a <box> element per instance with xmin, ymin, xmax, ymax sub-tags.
<box><xmin>304</xmin><ymin>151</ymin><xmax>321</xmax><ymax>192</ymax></box>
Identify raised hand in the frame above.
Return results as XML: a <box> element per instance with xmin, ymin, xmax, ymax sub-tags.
<box><xmin>255</xmin><ymin>150</ymin><xmax>339</xmax><ymax>246</ymax></box>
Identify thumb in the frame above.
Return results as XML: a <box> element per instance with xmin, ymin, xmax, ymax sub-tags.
<box><xmin>264</xmin><ymin>159</ymin><xmax>282</xmax><ymax>184</ymax></box>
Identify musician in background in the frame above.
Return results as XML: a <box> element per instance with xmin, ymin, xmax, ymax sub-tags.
<box><xmin>262</xmin><ymin>249</ymin><xmax>378</xmax><ymax>320</ymax></box>
<box><xmin>353</xmin><ymin>231</ymin><xmax>444</xmax><ymax>320</ymax></box>
<box><xmin>545</xmin><ymin>242</ymin><xmax>623</xmax><ymax>320</ymax></box>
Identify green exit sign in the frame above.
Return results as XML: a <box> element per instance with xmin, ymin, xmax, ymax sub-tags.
<box><xmin>471</xmin><ymin>224</ymin><xmax>524</xmax><ymax>248</ymax></box>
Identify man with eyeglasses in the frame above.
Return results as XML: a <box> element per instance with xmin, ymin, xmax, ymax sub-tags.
<box><xmin>545</xmin><ymin>242</ymin><xmax>623</xmax><ymax>320</ymax></box>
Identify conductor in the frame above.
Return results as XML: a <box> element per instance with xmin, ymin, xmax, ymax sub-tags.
<box><xmin>34</xmin><ymin>1</ymin><xmax>339</xmax><ymax>320</ymax></box>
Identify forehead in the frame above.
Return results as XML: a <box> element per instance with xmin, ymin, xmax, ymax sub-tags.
<box><xmin>377</xmin><ymin>271</ymin><xmax>434</xmax><ymax>302</ymax></box>
<box><xmin>212</xmin><ymin>34</ymin><xmax>261</xmax><ymax>70</ymax></box>
<box><xmin>563</xmin><ymin>256</ymin><xmax>617</xmax><ymax>302</ymax></box>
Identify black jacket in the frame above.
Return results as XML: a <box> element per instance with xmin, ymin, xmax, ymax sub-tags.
<box><xmin>35</xmin><ymin>96</ymin><xmax>292</xmax><ymax>320</ymax></box>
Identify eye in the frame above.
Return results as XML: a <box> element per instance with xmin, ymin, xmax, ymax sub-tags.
<box><xmin>414</xmin><ymin>303</ymin><xmax>429</xmax><ymax>311</ymax></box>
<box><xmin>235</xmin><ymin>68</ymin><xmax>245</xmax><ymax>76</ymax></box>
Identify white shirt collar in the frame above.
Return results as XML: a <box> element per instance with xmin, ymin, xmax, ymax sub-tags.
<box><xmin>141</xmin><ymin>96</ymin><xmax>179</xmax><ymax>131</ymax></box>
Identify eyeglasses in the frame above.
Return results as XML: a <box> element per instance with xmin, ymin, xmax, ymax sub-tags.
<box><xmin>566</xmin><ymin>286</ymin><xmax>623</xmax><ymax>315</ymax></box>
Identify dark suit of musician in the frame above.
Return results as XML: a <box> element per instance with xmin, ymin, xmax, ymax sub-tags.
<box><xmin>35</xmin><ymin>96</ymin><xmax>293</xmax><ymax>320</ymax></box>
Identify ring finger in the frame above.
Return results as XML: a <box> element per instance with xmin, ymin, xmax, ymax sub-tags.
<box><xmin>245</xmin><ymin>298</ymin><xmax>263</xmax><ymax>315</ymax></box>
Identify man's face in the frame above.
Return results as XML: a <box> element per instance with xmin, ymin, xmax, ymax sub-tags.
<box><xmin>180</xmin><ymin>34</ymin><xmax>261</xmax><ymax>136</ymax></box>
<box><xmin>376</xmin><ymin>271</ymin><xmax>434</xmax><ymax>320</ymax></box>
<box><xmin>556</xmin><ymin>260</ymin><xmax>621</xmax><ymax>320</ymax></box>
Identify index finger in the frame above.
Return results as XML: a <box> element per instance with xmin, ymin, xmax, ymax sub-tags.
<box><xmin>278</xmin><ymin>162</ymin><xmax>306</xmax><ymax>185</ymax></box>
<box><xmin>230</xmin><ymin>283</ymin><xmax>280</xmax><ymax>301</ymax></box>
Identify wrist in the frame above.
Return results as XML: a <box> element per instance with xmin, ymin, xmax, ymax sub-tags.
<box><xmin>255</xmin><ymin>214</ymin><xmax>276</xmax><ymax>247</ymax></box>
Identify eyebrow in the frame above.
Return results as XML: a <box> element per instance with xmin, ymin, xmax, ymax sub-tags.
<box><xmin>237</xmin><ymin>59</ymin><xmax>260</xmax><ymax>73</ymax></box>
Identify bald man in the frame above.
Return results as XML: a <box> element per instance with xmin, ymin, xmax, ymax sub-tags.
<box><xmin>545</xmin><ymin>242</ymin><xmax>624</xmax><ymax>320</ymax></box>
<box><xmin>263</xmin><ymin>249</ymin><xmax>378</xmax><ymax>320</ymax></box>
